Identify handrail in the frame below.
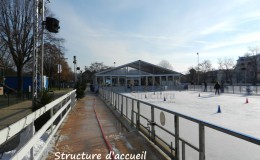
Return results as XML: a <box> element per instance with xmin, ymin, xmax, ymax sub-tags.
<box><xmin>113</xmin><ymin>91</ymin><xmax>260</xmax><ymax>145</ymax></box>
<box><xmin>99</xmin><ymin>88</ymin><xmax>260</xmax><ymax>160</ymax></box>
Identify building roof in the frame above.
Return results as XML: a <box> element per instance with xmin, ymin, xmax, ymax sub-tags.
<box><xmin>95</xmin><ymin>60</ymin><xmax>181</xmax><ymax>76</ymax></box>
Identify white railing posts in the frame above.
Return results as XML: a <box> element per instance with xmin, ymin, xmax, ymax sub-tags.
<box><xmin>174</xmin><ymin>115</ymin><xmax>180</xmax><ymax>160</ymax></box>
<box><xmin>199</xmin><ymin>124</ymin><xmax>205</xmax><ymax>160</ymax></box>
<box><xmin>0</xmin><ymin>90</ymin><xmax>77</xmax><ymax>160</ymax></box>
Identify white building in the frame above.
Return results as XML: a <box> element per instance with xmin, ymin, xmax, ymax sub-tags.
<box><xmin>95</xmin><ymin>60</ymin><xmax>181</xmax><ymax>91</ymax></box>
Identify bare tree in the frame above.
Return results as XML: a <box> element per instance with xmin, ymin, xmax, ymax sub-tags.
<box><xmin>199</xmin><ymin>60</ymin><xmax>212</xmax><ymax>82</ymax></box>
<box><xmin>84</xmin><ymin>62</ymin><xmax>110</xmax><ymax>83</ymax></box>
<box><xmin>0</xmin><ymin>0</ymin><xmax>35</xmax><ymax>92</ymax></box>
<box><xmin>186</xmin><ymin>67</ymin><xmax>197</xmax><ymax>84</ymax></box>
<box><xmin>245</xmin><ymin>47</ymin><xmax>260</xmax><ymax>84</ymax></box>
<box><xmin>158</xmin><ymin>60</ymin><xmax>173</xmax><ymax>70</ymax></box>
<box><xmin>88</xmin><ymin>62</ymin><xmax>109</xmax><ymax>73</ymax></box>
<box><xmin>218</xmin><ymin>58</ymin><xmax>235</xmax><ymax>83</ymax></box>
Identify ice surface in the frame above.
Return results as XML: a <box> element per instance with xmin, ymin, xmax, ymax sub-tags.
<box><xmin>125</xmin><ymin>91</ymin><xmax>260</xmax><ymax>160</ymax></box>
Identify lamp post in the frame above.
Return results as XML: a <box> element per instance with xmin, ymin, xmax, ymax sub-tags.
<box><xmin>197</xmin><ymin>52</ymin><xmax>200</xmax><ymax>85</ymax></box>
<box><xmin>73</xmin><ymin>56</ymin><xmax>77</xmax><ymax>86</ymax></box>
<box><xmin>58</xmin><ymin>52</ymin><xmax>61</xmax><ymax>90</ymax></box>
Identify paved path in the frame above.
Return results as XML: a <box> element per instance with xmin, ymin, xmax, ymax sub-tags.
<box><xmin>0</xmin><ymin>100</ymin><xmax>32</xmax><ymax>130</ymax></box>
<box><xmin>47</xmin><ymin>93</ymin><xmax>167</xmax><ymax>160</ymax></box>
<box><xmin>0</xmin><ymin>90</ymin><xmax>72</xmax><ymax>130</ymax></box>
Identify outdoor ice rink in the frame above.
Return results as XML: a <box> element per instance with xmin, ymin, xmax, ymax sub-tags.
<box><xmin>125</xmin><ymin>90</ymin><xmax>260</xmax><ymax>160</ymax></box>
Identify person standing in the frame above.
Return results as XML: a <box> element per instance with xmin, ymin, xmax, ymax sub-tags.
<box><xmin>214</xmin><ymin>82</ymin><xmax>221</xmax><ymax>95</ymax></box>
<box><xmin>204</xmin><ymin>81</ymin><xmax>207</xmax><ymax>92</ymax></box>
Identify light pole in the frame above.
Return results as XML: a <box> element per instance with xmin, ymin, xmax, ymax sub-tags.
<box><xmin>40</xmin><ymin>0</ymin><xmax>45</xmax><ymax>92</ymax></box>
<box><xmin>73</xmin><ymin>56</ymin><xmax>77</xmax><ymax>86</ymax></box>
<box><xmin>197</xmin><ymin>52</ymin><xmax>200</xmax><ymax>85</ymax></box>
<box><xmin>58</xmin><ymin>52</ymin><xmax>61</xmax><ymax>90</ymax></box>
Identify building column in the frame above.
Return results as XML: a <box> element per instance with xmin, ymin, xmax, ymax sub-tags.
<box><xmin>125</xmin><ymin>77</ymin><xmax>127</xmax><ymax>89</ymax></box>
<box><xmin>103</xmin><ymin>76</ymin><xmax>105</xmax><ymax>86</ymax></box>
<box><xmin>152</xmin><ymin>76</ymin><xmax>155</xmax><ymax>90</ymax></box>
<box><xmin>179</xmin><ymin>74</ymin><xmax>181</xmax><ymax>85</ymax></box>
<box><xmin>95</xmin><ymin>76</ymin><xmax>97</xmax><ymax>85</ymax></box>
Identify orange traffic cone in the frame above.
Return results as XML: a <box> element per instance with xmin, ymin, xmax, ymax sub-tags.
<box><xmin>246</xmin><ymin>98</ymin><xmax>249</xmax><ymax>104</ymax></box>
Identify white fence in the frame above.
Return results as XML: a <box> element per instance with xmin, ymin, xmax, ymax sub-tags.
<box><xmin>0</xmin><ymin>90</ymin><xmax>76</xmax><ymax>160</ymax></box>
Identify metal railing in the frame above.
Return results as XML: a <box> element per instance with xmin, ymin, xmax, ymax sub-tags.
<box><xmin>100</xmin><ymin>85</ymin><xmax>185</xmax><ymax>93</ymax></box>
<box><xmin>188</xmin><ymin>84</ymin><xmax>260</xmax><ymax>95</ymax></box>
<box><xmin>0</xmin><ymin>89</ymin><xmax>76</xmax><ymax>160</ymax></box>
<box><xmin>0</xmin><ymin>92</ymin><xmax>32</xmax><ymax>108</ymax></box>
<box><xmin>99</xmin><ymin>88</ymin><xmax>260</xmax><ymax>160</ymax></box>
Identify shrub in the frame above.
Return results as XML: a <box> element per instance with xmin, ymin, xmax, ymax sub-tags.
<box><xmin>33</xmin><ymin>90</ymin><xmax>54</xmax><ymax>131</ymax></box>
<box><xmin>75</xmin><ymin>81</ymin><xmax>86</xmax><ymax>99</ymax></box>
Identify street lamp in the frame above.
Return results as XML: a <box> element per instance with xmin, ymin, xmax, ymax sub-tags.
<box><xmin>197</xmin><ymin>52</ymin><xmax>200</xmax><ymax>85</ymax></box>
<box><xmin>73</xmin><ymin>56</ymin><xmax>77</xmax><ymax>86</ymax></box>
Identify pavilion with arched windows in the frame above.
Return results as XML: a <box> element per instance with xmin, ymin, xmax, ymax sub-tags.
<box><xmin>94</xmin><ymin>60</ymin><xmax>181</xmax><ymax>91</ymax></box>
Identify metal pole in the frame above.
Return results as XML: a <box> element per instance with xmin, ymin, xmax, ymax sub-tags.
<box><xmin>59</xmin><ymin>53</ymin><xmax>61</xmax><ymax>90</ymax></box>
<box><xmin>197</xmin><ymin>52</ymin><xmax>200</xmax><ymax>85</ymax></box>
<box><xmin>41</xmin><ymin>0</ymin><xmax>44</xmax><ymax>92</ymax></box>
<box><xmin>199</xmin><ymin>124</ymin><xmax>205</xmax><ymax>160</ymax></box>
<box><xmin>174</xmin><ymin>115</ymin><xmax>180</xmax><ymax>160</ymax></box>
<box><xmin>33</xmin><ymin>0</ymin><xmax>39</xmax><ymax>107</ymax></box>
<box><xmin>73</xmin><ymin>56</ymin><xmax>77</xmax><ymax>86</ymax></box>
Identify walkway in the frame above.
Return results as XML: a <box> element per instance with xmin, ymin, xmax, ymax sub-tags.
<box><xmin>47</xmin><ymin>93</ymin><xmax>167</xmax><ymax>160</ymax></box>
<box><xmin>0</xmin><ymin>100</ymin><xmax>32</xmax><ymax>130</ymax></box>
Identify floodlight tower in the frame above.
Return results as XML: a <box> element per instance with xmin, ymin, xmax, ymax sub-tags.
<box><xmin>32</xmin><ymin>0</ymin><xmax>40</xmax><ymax>107</ymax></box>
<box><xmin>33</xmin><ymin>0</ymin><xmax>60</xmax><ymax>106</ymax></box>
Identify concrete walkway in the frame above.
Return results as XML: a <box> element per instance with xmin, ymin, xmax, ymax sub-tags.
<box><xmin>47</xmin><ymin>93</ymin><xmax>167</xmax><ymax>160</ymax></box>
<box><xmin>0</xmin><ymin>100</ymin><xmax>32</xmax><ymax>130</ymax></box>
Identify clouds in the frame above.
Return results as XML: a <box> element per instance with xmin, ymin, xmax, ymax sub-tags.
<box><xmin>49</xmin><ymin>0</ymin><xmax>260</xmax><ymax>72</ymax></box>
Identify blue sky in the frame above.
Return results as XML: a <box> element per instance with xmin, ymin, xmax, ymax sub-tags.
<box><xmin>49</xmin><ymin>0</ymin><xmax>260</xmax><ymax>73</ymax></box>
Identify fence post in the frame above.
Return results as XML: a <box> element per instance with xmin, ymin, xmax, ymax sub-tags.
<box><xmin>110</xmin><ymin>91</ymin><xmax>113</xmax><ymax>106</ymax></box>
<box><xmin>174</xmin><ymin>115</ymin><xmax>180</xmax><ymax>160</ymax></box>
<box><xmin>121</xmin><ymin>96</ymin><xmax>123</xmax><ymax>116</ymax></box>
<box><xmin>182</xmin><ymin>141</ymin><xmax>185</xmax><ymax>160</ymax></box>
<box><xmin>136</xmin><ymin>101</ymin><xmax>140</xmax><ymax>130</ymax></box>
<box><xmin>114</xmin><ymin>93</ymin><xmax>117</xmax><ymax>110</ymax></box>
<box><xmin>60</xmin><ymin>101</ymin><xmax>63</xmax><ymax>120</ymax></box>
<box><xmin>199</xmin><ymin>123</ymin><xmax>205</xmax><ymax>160</ymax></box>
<box><xmin>117</xmin><ymin>94</ymin><xmax>120</xmax><ymax>110</ymax></box>
<box><xmin>126</xmin><ymin>97</ymin><xmax>128</xmax><ymax>118</ymax></box>
<box><xmin>50</xmin><ymin>107</ymin><xmax>54</xmax><ymax>133</ymax></box>
<box><xmin>131</xmin><ymin>100</ymin><xmax>134</xmax><ymax>126</ymax></box>
<box><xmin>151</xmin><ymin>105</ymin><xmax>155</xmax><ymax>142</ymax></box>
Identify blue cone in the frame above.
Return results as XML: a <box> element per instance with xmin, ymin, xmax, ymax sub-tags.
<box><xmin>145</xmin><ymin>94</ymin><xmax>147</xmax><ymax>98</ymax></box>
<box><xmin>164</xmin><ymin>97</ymin><xmax>166</xmax><ymax>101</ymax></box>
<box><xmin>217</xmin><ymin>105</ymin><xmax>221</xmax><ymax>113</ymax></box>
